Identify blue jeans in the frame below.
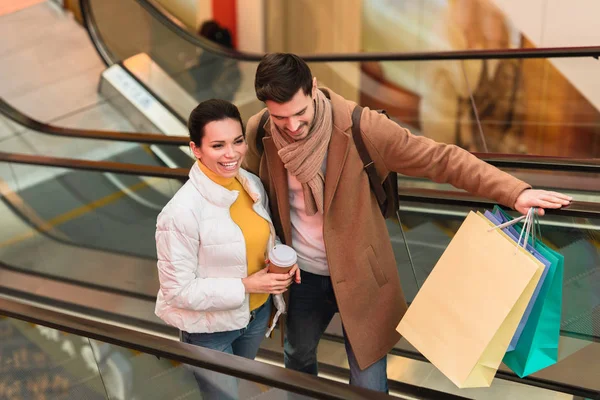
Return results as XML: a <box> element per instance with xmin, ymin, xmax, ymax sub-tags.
<box><xmin>181</xmin><ymin>299</ymin><xmax>271</xmax><ymax>399</ymax></box>
<box><xmin>284</xmin><ymin>271</ymin><xmax>388</xmax><ymax>392</ymax></box>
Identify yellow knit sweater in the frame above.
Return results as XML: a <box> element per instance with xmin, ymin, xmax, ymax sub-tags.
<box><xmin>198</xmin><ymin>161</ymin><xmax>270</xmax><ymax>311</ymax></box>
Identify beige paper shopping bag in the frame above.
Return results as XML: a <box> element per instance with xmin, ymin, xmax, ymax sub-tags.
<box><xmin>397</xmin><ymin>211</ymin><xmax>544</xmax><ymax>388</ymax></box>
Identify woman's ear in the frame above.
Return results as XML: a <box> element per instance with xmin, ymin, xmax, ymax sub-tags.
<box><xmin>190</xmin><ymin>141</ymin><xmax>202</xmax><ymax>160</ymax></box>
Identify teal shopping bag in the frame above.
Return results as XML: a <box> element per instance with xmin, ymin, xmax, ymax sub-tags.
<box><xmin>494</xmin><ymin>206</ymin><xmax>564</xmax><ymax>377</ymax></box>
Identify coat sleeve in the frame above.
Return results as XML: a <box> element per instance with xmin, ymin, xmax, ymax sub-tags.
<box><xmin>155</xmin><ymin>207</ymin><xmax>246</xmax><ymax>312</ymax></box>
<box><xmin>242</xmin><ymin>110</ymin><xmax>267</xmax><ymax>176</ymax></box>
<box><xmin>359</xmin><ymin>108</ymin><xmax>531</xmax><ymax>208</ymax></box>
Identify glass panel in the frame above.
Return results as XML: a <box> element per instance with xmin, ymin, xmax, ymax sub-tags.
<box><xmin>87</xmin><ymin>0</ymin><xmax>600</xmax><ymax>158</ymax></box>
<box><xmin>359</xmin><ymin>0</ymin><xmax>600</xmax><ymax>157</ymax></box>
<box><xmin>0</xmin><ymin>161</ymin><xmax>181</xmax><ymax>295</ymax></box>
<box><xmin>0</xmin><ymin>316</ymin><xmax>106</xmax><ymax>399</ymax></box>
<box><xmin>359</xmin><ymin>55</ymin><xmax>600</xmax><ymax>157</ymax></box>
<box><xmin>0</xmin><ymin>316</ymin><xmax>316</xmax><ymax>400</ymax></box>
<box><xmin>88</xmin><ymin>338</ymin><xmax>313</xmax><ymax>400</ymax></box>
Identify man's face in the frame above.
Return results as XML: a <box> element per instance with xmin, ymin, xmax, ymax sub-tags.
<box><xmin>265</xmin><ymin>78</ymin><xmax>317</xmax><ymax>141</ymax></box>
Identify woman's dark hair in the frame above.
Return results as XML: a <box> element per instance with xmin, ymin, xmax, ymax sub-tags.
<box><xmin>255</xmin><ymin>53</ymin><xmax>313</xmax><ymax>103</ymax></box>
<box><xmin>188</xmin><ymin>99</ymin><xmax>244</xmax><ymax>146</ymax></box>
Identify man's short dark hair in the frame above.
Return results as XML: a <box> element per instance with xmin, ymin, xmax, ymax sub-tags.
<box><xmin>255</xmin><ymin>53</ymin><xmax>313</xmax><ymax>103</ymax></box>
<box><xmin>188</xmin><ymin>99</ymin><xmax>244</xmax><ymax>147</ymax></box>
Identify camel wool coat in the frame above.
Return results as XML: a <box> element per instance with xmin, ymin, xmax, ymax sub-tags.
<box><xmin>243</xmin><ymin>87</ymin><xmax>531</xmax><ymax>369</ymax></box>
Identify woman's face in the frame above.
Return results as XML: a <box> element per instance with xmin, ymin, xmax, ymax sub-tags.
<box><xmin>190</xmin><ymin>118</ymin><xmax>247</xmax><ymax>179</ymax></box>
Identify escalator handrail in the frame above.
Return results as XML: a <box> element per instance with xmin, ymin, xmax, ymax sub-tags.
<box><xmin>0</xmin><ymin>98</ymin><xmax>189</xmax><ymax>146</ymax></box>
<box><xmin>398</xmin><ymin>187</ymin><xmax>600</xmax><ymax>217</ymax></box>
<box><xmin>3</xmin><ymin>90</ymin><xmax>600</xmax><ymax>171</ymax></box>
<box><xmin>1</xmin><ymin>151</ymin><xmax>597</xmax><ymax>219</ymax></box>
<box><xmin>0</xmin><ymin>297</ymin><xmax>462</xmax><ymax>400</ymax></box>
<box><xmin>471</xmin><ymin>152</ymin><xmax>600</xmax><ymax>173</ymax></box>
<box><xmin>0</xmin><ymin>151</ymin><xmax>188</xmax><ymax>179</ymax></box>
<box><xmin>81</xmin><ymin>0</ymin><xmax>600</xmax><ymax>66</ymax></box>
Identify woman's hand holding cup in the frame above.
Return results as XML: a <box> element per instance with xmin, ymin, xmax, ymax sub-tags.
<box><xmin>242</xmin><ymin>268</ymin><xmax>293</xmax><ymax>295</ymax></box>
<box><xmin>243</xmin><ymin>245</ymin><xmax>300</xmax><ymax>294</ymax></box>
<box><xmin>267</xmin><ymin>245</ymin><xmax>300</xmax><ymax>284</ymax></box>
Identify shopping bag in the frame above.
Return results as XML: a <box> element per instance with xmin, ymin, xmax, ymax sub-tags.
<box><xmin>397</xmin><ymin>211</ymin><xmax>545</xmax><ymax>388</ymax></box>
<box><xmin>493</xmin><ymin>206</ymin><xmax>563</xmax><ymax>377</ymax></box>
<box><xmin>483</xmin><ymin>210</ymin><xmax>551</xmax><ymax>351</ymax></box>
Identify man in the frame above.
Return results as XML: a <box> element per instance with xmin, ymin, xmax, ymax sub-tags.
<box><xmin>242</xmin><ymin>53</ymin><xmax>571</xmax><ymax>392</ymax></box>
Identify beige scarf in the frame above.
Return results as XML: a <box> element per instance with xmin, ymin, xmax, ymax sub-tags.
<box><xmin>271</xmin><ymin>89</ymin><xmax>333</xmax><ymax>216</ymax></box>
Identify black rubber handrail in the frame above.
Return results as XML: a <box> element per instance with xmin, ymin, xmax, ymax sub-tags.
<box><xmin>397</xmin><ymin>187</ymin><xmax>599</xmax><ymax>218</ymax></box>
<box><xmin>0</xmin><ymin>98</ymin><xmax>189</xmax><ymax>146</ymax></box>
<box><xmin>1</xmin><ymin>151</ymin><xmax>597</xmax><ymax>219</ymax></box>
<box><xmin>471</xmin><ymin>152</ymin><xmax>600</xmax><ymax>173</ymax></box>
<box><xmin>0</xmin><ymin>152</ymin><xmax>188</xmax><ymax>179</ymax></box>
<box><xmin>80</xmin><ymin>0</ymin><xmax>600</xmax><ymax>67</ymax></box>
<box><xmin>0</xmin><ymin>298</ymin><xmax>464</xmax><ymax>400</ymax></box>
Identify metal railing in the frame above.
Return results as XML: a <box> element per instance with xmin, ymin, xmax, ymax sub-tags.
<box><xmin>0</xmin><ymin>297</ymin><xmax>461</xmax><ymax>400</ymax></box>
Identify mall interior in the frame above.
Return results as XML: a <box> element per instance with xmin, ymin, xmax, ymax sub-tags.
<box><xmin>0</xmin><ymin>0</ymin><xmax>598</xmax><ymax>399</ymax></box>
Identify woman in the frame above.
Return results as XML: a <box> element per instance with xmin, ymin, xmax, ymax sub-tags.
<box><xmin>155</xmin><ymin>99</ymin><xmax>299</xmax><ymax>396</ymax></box>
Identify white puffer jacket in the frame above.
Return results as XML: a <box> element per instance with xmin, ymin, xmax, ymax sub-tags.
<box><xmin>155</xmin><ymin>163</ymin><xmax>277</xmax><ymax>333</ymax></box>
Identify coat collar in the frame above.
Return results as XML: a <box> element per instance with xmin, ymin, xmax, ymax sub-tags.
<box><xmin>319</xmin><ymin>87</ymin><xmax>355</xmax><ymax>133</ymax></box>
<box><xmin>262</xmin><ymin>136</ymin><xmax>292</xmax><ymax>242</ymax></box>
<box><xmin>188</xmin><ymin>163</ymin><xmax>260</xmax><ymax>207</ymax></box>
<box><xmin>324</xmin><ymin>125</ymin><xmax>350</xmax><ymax>214</ymax></box>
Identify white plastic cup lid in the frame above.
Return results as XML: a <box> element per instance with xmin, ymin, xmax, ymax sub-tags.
<box><xmin>268</xmin><ymin>245</ymin><xmax>297</xmax><ymax>268</ymax></box>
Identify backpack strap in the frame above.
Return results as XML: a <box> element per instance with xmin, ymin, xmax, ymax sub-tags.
<box><xmin>351</xmin><ymin>106</ymin><xmax>387</xmax><ymax>210</ymax></box>
<box><xmin>256</xmin><ymin>110</ymin><xmax>271</xmax><ymax>154</ymax></box>
<box><xmin>351</xmin><ymin>106</ymin><xmax>420</xmax><ymax>289</ymax></box>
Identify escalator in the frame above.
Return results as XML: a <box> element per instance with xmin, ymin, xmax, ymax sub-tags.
<box><xmin>1</xmin><ymin>142</ymin><xmax>599</xmax><ymax>398</ymax></box>
<box><xmin>4</xmin><ymin>0</ymin><xmax>600</xmax><ymax>164</ymax></box>
<box><xmin>1</xmin><ymin>1</ymin><xmax>599</xmax><ymax>398</ymax></box>
<box><xmin>5</xmin><ymin>1</ymin><xmax>600</xmax><ymax>171</ymax></box>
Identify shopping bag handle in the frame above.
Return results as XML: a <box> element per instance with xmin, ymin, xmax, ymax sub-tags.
<box><xmin>516</xmin><ymin>208</ymin><xmax>535</xmax><ymax>249</ymax></box>
<box><xmin>488</xmin><ymin>208</ymin><xmax>539</xmax><ymax>251</ymax></box>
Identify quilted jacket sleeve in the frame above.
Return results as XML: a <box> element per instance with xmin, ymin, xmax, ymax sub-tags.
<box><xmin>155</xmin><ymin>206</ymin><xmax>246</xmax><ymax>312</ymax></box>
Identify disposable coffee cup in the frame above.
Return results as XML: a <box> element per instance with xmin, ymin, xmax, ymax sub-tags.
<box><xmin>268</xmin><ymin>245</ymin><xmax>297</xmax><ymax>274</ymax></box>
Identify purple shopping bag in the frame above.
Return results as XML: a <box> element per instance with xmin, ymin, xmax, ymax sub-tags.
<box><xmin>484</xmin><ymin>210</ymin><xmax>550</xmax><ymax>351</ymax></box>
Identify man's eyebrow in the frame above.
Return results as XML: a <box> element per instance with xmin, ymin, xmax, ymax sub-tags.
<box><xmin>271</xmin><ymin>106</ymin><xmax>308</xmax><ymax>119</ymax></box>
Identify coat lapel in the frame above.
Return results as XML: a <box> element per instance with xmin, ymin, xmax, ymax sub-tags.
<box><xmin>324</xmin><ymin>126</ymin><xmax>350</xmax><ymax>214</ymax></box>
<box><xmin>263</xmin><ymin>137</ymin><xmax>293</xmax><ymax>244</ymax></box>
